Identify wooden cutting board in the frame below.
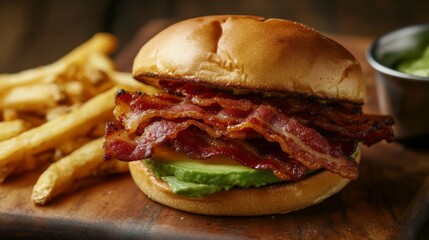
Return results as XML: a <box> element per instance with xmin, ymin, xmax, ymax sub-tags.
<box><xmin>1</xmin><ymin>22</ymin><xmax>429</xmax><ymax>239</ymax></box>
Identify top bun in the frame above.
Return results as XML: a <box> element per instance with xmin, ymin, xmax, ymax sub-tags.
<box><xmin>133</xmin><ymin>15</ymin><xmax>365</xmax><ymax>103</ymax></box>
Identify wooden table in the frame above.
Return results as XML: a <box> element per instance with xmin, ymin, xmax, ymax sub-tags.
<box><xmin>1</xmin><ymin>24</ymin><xmax>429</xmax><ymax>239</ymax></box>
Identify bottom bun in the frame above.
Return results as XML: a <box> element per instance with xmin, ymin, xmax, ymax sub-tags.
<box><xmin>129</xmin><ymin>151</ymin><xmax>360</xmax><ymax>216</ymax></box>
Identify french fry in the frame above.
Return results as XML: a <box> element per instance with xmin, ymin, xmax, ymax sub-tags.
<box><xmin>0</xmin><ymin>87</ymin><xmax>117</xmax><ymax>183</ymax></box>
<box><xmin>0</xmin><ymin>64</ymin><xmax>64</xmax><ymax>90</ymax></box>
<box><xmin>46</xmin><ymin>104</ymin><xmax>81</xmax><ymax>121</ymax></box>
<box><xmin>0</xmin><ymin>32</ymin><xmax>161</xmax><ymax>205</ymax></box>
<box><xmin>0</xmin><ymin>119</ymin><xmax>30</xmax><ymax>141</ymax></box>
<box><xmin>84</xmin><ymin>52</ymin><xmax>116</xmax><ymax>75</ymax></box>
<box><xmin>11</xmin><ymin>150</ymin><xmax>54</xmax><ymax>176</ymax></box>
<box><xmin>2</xmin><ymin>108</ymin><xmax>18</xmax><ymax>121</ymax></box>
<box><xmin>31</xmin><ymin>138</ymin><xmax>128</xmax><ymax>205</ymax></box>
<box><xmin>8</xmin><ymin>112</ymin><xmax>46</xmax><ymax>127</ymax></box>
<box><xmin>0</xmin><ymin>33</ymin><xmax>117</xmax><ymax>90</ymax></box>
<box><xmin>53</xmin><ymin>137</ymin><xmax>92</xmax><ymax>161</ymax></box>
<box><xmin>0</xmin><ymin>83</ymin><xmax>66</xmax><ymax>112</ymax></box>
<box><xmin>62</xmin><ymin>81</ymin><xmax>84</xmax><ymax>103</ymax></box>
<box><xmin>79</xmin><ymin>53</ymin><xmax>116</xmax><ymax>95</ymax></box>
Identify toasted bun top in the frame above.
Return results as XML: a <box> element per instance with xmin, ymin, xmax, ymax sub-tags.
<box><xmin>133</xmin><ymin>15</ymin><xmax>365</xmax><ymax>103</ymax></box>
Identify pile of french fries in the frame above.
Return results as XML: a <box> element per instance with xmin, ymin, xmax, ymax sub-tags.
<box><xmin>0</xmin><ymin>33</ymin><xmax>158</xmax><ymax>205</ymax></box>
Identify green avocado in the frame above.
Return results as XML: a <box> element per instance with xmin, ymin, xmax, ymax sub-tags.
<box><xmin>144</xmin><ymin>158</ymin><xmax>281</xmax><ymax>187</ymax></box>
<box><xmin>143</xmin><ymin>150</ymin><xmax>282</xmax><ymax>198</ymax></box>
<box><xmin>159</xmin><ymin>176</ymin><xmax>225</xmax><ymax>198</ymax></box>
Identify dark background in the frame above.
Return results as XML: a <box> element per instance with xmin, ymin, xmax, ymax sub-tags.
<box><xmin>1</xmin><ymin>0</ymin><xmax>428</xmax><ymax>73</ymax></box>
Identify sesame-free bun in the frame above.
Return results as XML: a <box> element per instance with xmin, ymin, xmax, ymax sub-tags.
<box><xmin>132</xmin><ymin>15</ymin><xmax>365</xmax><ymax>103</ymax></box>
<box><xmin>128</xmin><ymin>150</ymin><xmax>360</xmax><ymax>216</ymax></box>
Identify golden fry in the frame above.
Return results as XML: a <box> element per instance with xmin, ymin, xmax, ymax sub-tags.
<box><xmin>45</xmin><ymin>104</ymin><xmax>81</xmax><ymax>121</ymax></box>
<box><xmin>84</xmin><ymin>52</ymin><xmax>115</xmax><ymax>75</ymax></box>
<box><xmin>9</xmin><ymin>112</ymin><xmax>45</xmax><ymax>127</ymax></box>
<box><xmin>11</xmin><ymin>150</ymin><xmax>54</xmax><ymax>176</ymax></box>
<box><xmin>0</xmin><ymin>33</ymin><xmax>117</xmax><ymax>90</ymax></box>
<box><xmin>0</xmin><ymin>88</ymin><xmax>117</xmax><ymax>183</ymax></box>
<box><xmin>0</xmin><ymin>84</ymin><xmax>66</xmax><ymax>112</ymax></box>
<box><xmin>2</xmin><ymin>108</ymin><xmax>18</xmax><ymax>121</ymax></box>
<box><xmin>53</xmin><ymin>137</ymin><xmax>92</xmax><ymax>161</ymax></box>
<box><xmin>0</xmin><ymin>119</ymin><xmax>30</xmax><ymax>141</ymax></box>
<box><xmin>0</xmin><ymin>64</ymin><xmax>64</xmax><ymax>90</ymax></box>
<box><xmin>0</xmin><ymin>33</ymin><xmax>150</xmax><ymax>205</ymax></box>
<box><xmin>79</xmin><ymin>53</ymin><xmax>116</xmax><ymax>95</ymax></box>
<box><xmin>31</xmin><ymin>138</ymin><xmax>128</xmax><ymax>205</ymax></box>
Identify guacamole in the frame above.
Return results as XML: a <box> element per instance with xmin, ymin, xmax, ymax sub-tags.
<box><xmin>397</xmin><ymin>44</ymin><xmax>429</xmax><ymax>77</ymax></box>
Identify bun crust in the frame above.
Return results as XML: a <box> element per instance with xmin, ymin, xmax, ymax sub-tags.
<box><xmin>133</xmin><ymin>15</ymin><xmax>365</xmax><ymax>103</ymax></box>
<box><xmin>128</xmin><ymin>151</ymin><xmax>359</xmax><ymax>216</ymax></box>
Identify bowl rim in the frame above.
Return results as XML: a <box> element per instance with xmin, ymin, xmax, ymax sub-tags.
<box><xmin>367</xmin><ymin>23</ymin><xmax>429</xmax><ymax>82</ymax></box>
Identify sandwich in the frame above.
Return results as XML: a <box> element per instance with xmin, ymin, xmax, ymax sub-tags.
<box><xmin>103</xmin><ymin>15</ymin><xmax>394</xmax><ymax>216</ymax></box>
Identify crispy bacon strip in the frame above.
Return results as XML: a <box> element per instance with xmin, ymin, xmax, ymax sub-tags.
<box><xmin>172</xmin><ymin>128</ymin><xmax>307</xmax><ymax>181</ymax></box>
<box><xmin>106</xmin><ymin>94</ymin><xmax>360</xmax><ymax>180</ymax></box>
<box><xmin>228</xmin><ymin>106</ymin><xmax>358</xmax><ymax>179</ymax></box>
<box><xmin>161</xmin><ymin>81</ymin><xmax>394</xmax><ymax>145</ymax></box>
<box><xmin>104</xmin><ymin>120</ymin><xmax>221</xmax><ymax>161</ymax></box>
<box><xmin>104</xmin><ymin>84</ymin><xmax>394</xmax><ymax>181</ymax></box>
<box><xmin>105</xmin><ymin>120</ymin><xmax>307</xmax><ymax>180</ymax></box>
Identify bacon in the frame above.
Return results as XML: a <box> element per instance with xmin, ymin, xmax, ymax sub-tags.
<box><xmin>104</xmin><ymin>83</ymin><xmax>394</xmax><ymax>181</ymax></box>
<box><xmin>227</xmin><ymin>106</ymin><xmax>358</xmax><ymax>179</ymax></box>
<box><xmin>105</xmin><ymin>120</ymin><xmax>307</xmax><ymax>180</ymax></box>
<box><xmin>172</xmin><ymin>128</ymin><xmax>307</xmax><ymax>181</ymax></box>
<box><xmin>113</xmin><ymin>90</ymin><xmax>252</xmax><ymax>136</ymax></box>
<box><xmin>163</xmin><ymin>82</ymin><xmax>395</xmax><ymax>145</ymax></box>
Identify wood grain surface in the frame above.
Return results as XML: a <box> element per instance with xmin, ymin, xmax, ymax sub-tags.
<box><xmin>1</xmin><ymin>26</ymin><xmax>429</xmax><ymax>240</ymax></box>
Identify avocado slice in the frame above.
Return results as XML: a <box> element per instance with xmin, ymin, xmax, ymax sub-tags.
<box><xmin>144</xmin><ymin>145</ymin><xmax>283</xmax><ymax>197</ymax></box>
<box><xmin>143</xmin><ymin>145</ymin><xmax>350</xmax><ymax>198</ymax></box>
<box><xmin>145</xmin><ymin>158</ymin><xmax>281</xmax><ymax>186</ymax></box>
<box><xmin>144</xmin><ymin>158</ymin><xmax>282</xmax><ymax>198</ymax></box>
<box><xmin>160</xmin><ymin>176</ymin><xmax>225</xmax><ymax>198</ymax></box>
